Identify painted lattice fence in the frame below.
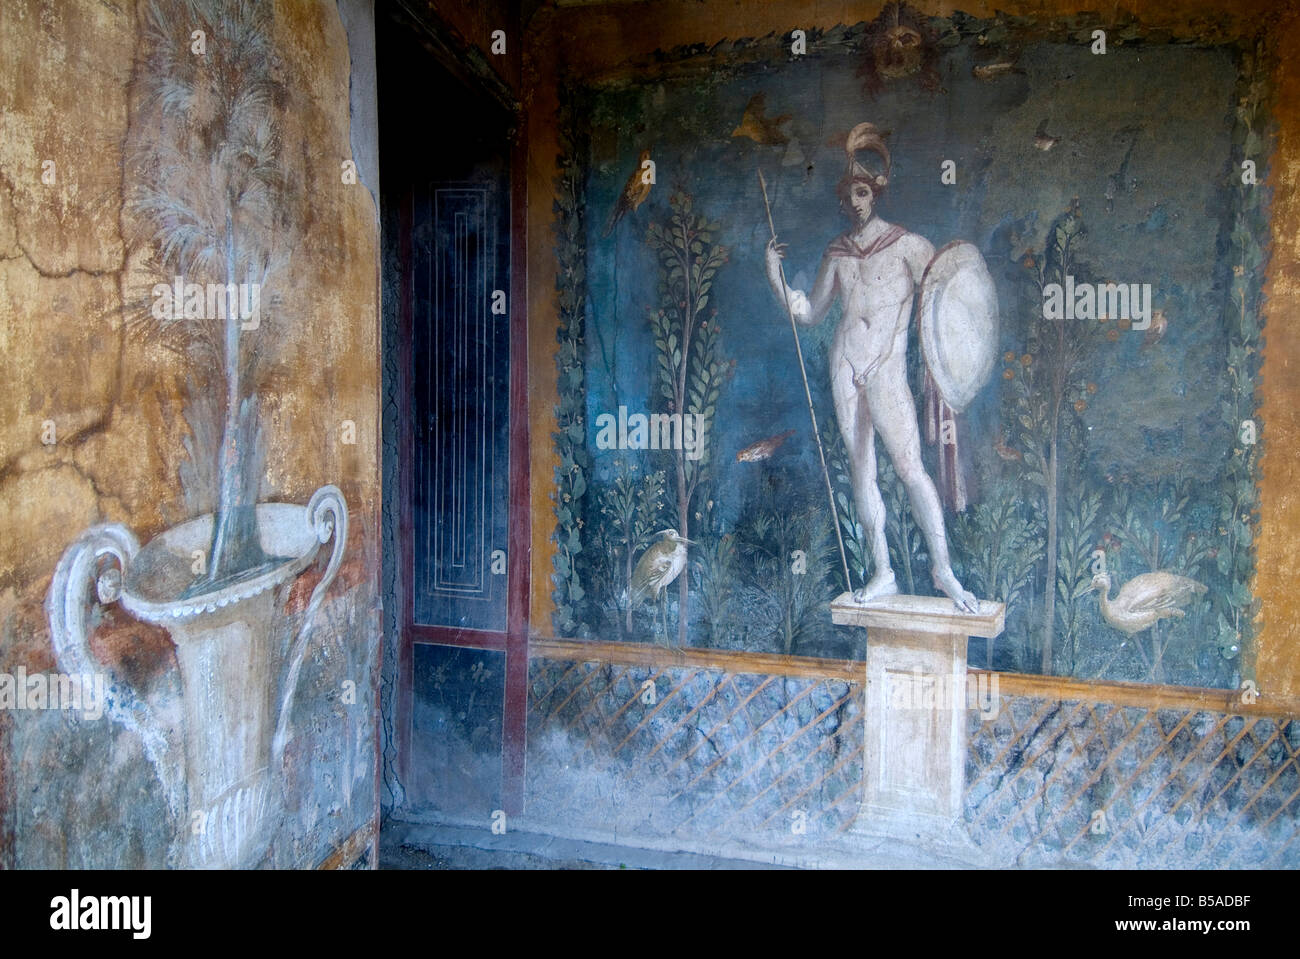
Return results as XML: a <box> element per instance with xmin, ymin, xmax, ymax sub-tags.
<box><xmin>525</xmin><ymin>640</ymin><xmax>1300</xmax><ymax>867</ymax></box>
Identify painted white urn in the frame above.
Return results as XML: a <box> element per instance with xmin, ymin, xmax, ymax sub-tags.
<box><xmin>46</xmin><ymin>485</ymin><xmax>347</xmax><ymax>868</ymax></box>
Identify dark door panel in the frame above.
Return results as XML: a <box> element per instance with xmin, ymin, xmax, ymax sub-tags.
<box><xmin>411</xmin><ymin>176</ymin><xmax>510</xmax><ymax>632</ymax></box>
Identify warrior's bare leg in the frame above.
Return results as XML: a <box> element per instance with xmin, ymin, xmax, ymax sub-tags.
<box><xmin>832</xmin><ymin>357</ymin><xmax>896</xmax><ymax>603</ymax></box>
<box><xmin>867</xmin><ymin>357</ymin><xmax>978</xmax><ymax>613</ymax></box>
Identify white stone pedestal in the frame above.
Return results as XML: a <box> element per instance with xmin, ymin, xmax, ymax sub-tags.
<box><xmin>831</xmin><ymin>593</ymin><xmax>1004</xmax><ymax>842</ymax></box>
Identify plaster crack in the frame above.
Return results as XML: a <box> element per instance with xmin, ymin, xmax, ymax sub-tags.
<box><xmin>13</xmin><ymin>238</ymin><xmax>119</xmax><ymax>280</ymax></box>
<box><xmin>0</xmin><ymin>410</ymin><xmax>113</xmax><ymax>489</ymax></box>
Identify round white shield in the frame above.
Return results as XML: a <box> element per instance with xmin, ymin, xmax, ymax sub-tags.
<box><xmin>918</xmin><ymin>241</ymin><xmax>999</xmax><ymax>413</ymax></box>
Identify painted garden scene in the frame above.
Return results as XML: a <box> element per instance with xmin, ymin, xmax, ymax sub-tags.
<box><xmin>550</xmin><ymin>6</ymin><xmax>1267</xmax><ymax>691</ymax></box>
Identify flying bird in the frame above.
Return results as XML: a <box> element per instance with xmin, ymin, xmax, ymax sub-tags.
<box><xmin>628</xmin><ymin>529</ymin><xmax>694</xmax><ymax>641</ymax></box>
<box><xmin>972</xmin><ymin>62</ymin><xmax>1021</xmax><ymax>80</ymax></box>
<box><xmin>731</xmin><ymin>93</ymin><xmax>792</xmax><ymax>146</ymax></box>
<box><xmin>736</xmin><ymin>428</ymin><xmax>796</xmax><ymax>463</ymax></box>
<box><xmin>1033</xmin><ymin>119</ymin><xmax>1061</xmax><ymax>152</ymax></box>
<box><xmin>1090</xmin><ymin>570</ymin><xmax>1207</xmax><ymax>636</ymax></box>
<box><xmin>602</xmin><ymin>149</ymin><xmax>653</xmax><ymax>238</ymax></box>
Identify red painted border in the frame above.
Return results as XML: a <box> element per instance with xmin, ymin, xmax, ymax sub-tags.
<box><xmin>410</xmin><ymin>624</ymin><xmax>508</xmax><ymax>651</ymax></box>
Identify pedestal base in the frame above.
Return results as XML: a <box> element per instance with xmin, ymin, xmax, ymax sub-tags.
<box><xmin>852</xmin><ymin>802</ymin><xmax>982</xmax><ymax>851</ymax></box>
<box><xmin>831</xmin><ymin>592</ymin><xmax>1004</xmax><ymax>842</ymax></box>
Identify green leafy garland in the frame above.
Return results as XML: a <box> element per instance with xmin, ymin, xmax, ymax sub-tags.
<box><xmin>1218</xmin><ymin>41</ymin><xmax>1270</xmax><ymax>671</ymax></box>
<box><xmin>550</xmin><ymin>92</ymin><xmax>592</xmax><ymax>636</ymax></box>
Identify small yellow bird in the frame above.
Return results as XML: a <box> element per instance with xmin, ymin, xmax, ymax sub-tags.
<box><xmin>993</xmin><ymin>435</ymin><xmax>1022</xmax><ymax>462</ymax></box>
<box><xmin>1142</xmin><ymin>309</ymin><xmax>1169</xmax><ymax>349</ymax></box>
<box><xmin>731</xmin><ymin>93</ymin><xmax>792</xmax><ymax>146</ymax></box>
<box><xmin>602</xmin><ymin>149</ymin><xmax>654</xmax><ymax>238</ymax></box>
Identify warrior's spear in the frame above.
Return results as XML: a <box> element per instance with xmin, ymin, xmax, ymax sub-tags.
<box><xmin>758</xmin><ymin>168</ymin><xmax>853</xmax><ymax>594</ymax></box>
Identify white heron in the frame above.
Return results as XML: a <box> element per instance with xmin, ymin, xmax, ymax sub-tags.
<box><xmin>1089</xmin><ymin>570</ymin><xmax>1207</xmax><ymax>635</ymax></box>
<box><xmin>628</xmin><ymin>529</ymin><xmax>694</xmax><ymax>643</ymax></box>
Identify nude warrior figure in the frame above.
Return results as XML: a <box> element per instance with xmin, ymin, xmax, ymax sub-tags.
<box><xmin>765</xmin><ymin>126</ymin><xmax>978</xmax><ymax>613</ymax></box>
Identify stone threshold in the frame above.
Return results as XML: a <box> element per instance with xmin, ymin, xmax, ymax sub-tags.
<box><xmin>382</xmin><ymin>810</ymin><xmax>987</xmax><ymax>870</ymax></box>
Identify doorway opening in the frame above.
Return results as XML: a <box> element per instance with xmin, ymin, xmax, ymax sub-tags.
<box><xmin>377</xmin><ymin>4</ymin><xmax>529</xmax><ymax>825</ymax></box>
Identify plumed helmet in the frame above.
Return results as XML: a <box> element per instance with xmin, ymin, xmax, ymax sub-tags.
<box><xmin>844</xmin><ymin>122</ymin><xmax>891</xmax><ymax>188</ymax></box>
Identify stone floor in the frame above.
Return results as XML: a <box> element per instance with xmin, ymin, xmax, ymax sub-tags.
<box><xmin>380</xmin><ymin>818</ymin><xmax>790</xmax><ymax>870</ymax></box>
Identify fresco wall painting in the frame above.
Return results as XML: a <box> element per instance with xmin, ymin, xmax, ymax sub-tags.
<box><xmin>550</xmin><ymin>6</ymin><xmax>1269</xmax><ymax>696</ymax></box>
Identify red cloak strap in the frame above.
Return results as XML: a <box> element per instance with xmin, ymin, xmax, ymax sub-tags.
<box><xmin>925</xmin><ymin>369</ymin><xmax>968</xmax><ymax>513</ymax></box>
<box><xmin>825</xmin><ymin>224</ymin><xmax>908</xmax><ymax>260</ymax></box>
<box><xmin>920</xmin><ymin>241</ymin><xmax>970</xmax><ymax>513</ymax></box>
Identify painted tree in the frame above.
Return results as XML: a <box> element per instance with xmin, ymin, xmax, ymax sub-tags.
<box><xmin>1006</xmin><ymin>202</ymin><xmax>1107</xmax><ymax>673</ymax></box>
<box><xmin>646</xmin><ymin>193</ymin><xmax>732</xmax><ymax>646</ymax></box>
<box><xmin>127</xmin><ymin>0</ymin><xmax>288</xmax><ymax>589</ymax></box>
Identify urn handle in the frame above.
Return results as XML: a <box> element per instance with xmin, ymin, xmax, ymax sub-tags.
<box><xmin>273</xmin><ymin>485</ymin><xmax>349</xmax><ymax>767</ymax></box>
<box><xmin>45</xmin><ymin>524</ymin><xmax>184</xmax><ymax>817</ymax></box>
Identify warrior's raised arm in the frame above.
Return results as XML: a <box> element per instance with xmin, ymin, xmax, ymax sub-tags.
<box><xmin>765</xmin><ymin>241</ymin><xmax>838</xmax><ymax>327</ymax></box>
